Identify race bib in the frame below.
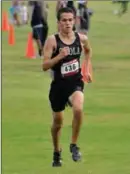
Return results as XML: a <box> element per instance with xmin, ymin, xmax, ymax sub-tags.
<box><xmin>61</xmin><ymin>59</ymin><xmax>79</xmax><ymax>77</ymax></box>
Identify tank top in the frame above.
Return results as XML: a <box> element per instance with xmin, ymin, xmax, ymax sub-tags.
<box><xmin>51</xmin><ymin>32</ymin><xmax>82</xmax><ymax>81</ymax></box>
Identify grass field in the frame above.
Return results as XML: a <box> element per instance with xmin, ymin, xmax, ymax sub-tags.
<box><xmin>2</xmin><ymin>1</ymin><xmax>130</xmax><ymax>174</ymax></box>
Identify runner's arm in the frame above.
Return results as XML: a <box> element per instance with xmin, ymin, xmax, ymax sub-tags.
<box><xmin>80</xmin><ymin>34</ymin><xmax>92</xmax><ymax>71</ymax></box>
<box><xmin>79</xmin><ymin>33</ymin><xmax>93</xmax><ymax>82</ymax></box>
<box><xmin>42</xmin><ymin>36</ymin><xmax>69</xmax><ymax>71</ymax></box>
<box><xmin>42</xmin><ymin>36</ymin><xmax>62</xmax><ymax>71</ymax></box>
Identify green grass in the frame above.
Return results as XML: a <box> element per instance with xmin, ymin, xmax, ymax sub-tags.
<box><xmin>2</xmin><ymin>1</ymin><xmax>130</xmax><ymax>174</ymax></box>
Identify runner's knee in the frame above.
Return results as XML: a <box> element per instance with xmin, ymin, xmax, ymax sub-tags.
<box><xmin>52</xmin><ymin>112</ymin><xmax>63</xmax><ymax>128</ymax></box>
<box><xmin>70</xmin><ymin>91</ymin><xmax>84</xmax><ymax>111</ymax></box>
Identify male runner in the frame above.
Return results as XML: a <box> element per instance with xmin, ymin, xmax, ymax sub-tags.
<box><xmin>42</xmin><ymin>7</ymin><xmax>92</xmax><ymax>167</ymax></box>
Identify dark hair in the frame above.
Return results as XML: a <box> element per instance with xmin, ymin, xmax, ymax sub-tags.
<box><xmin>57</xmin><ymin>7</ymin><xmax>76</xmax><ymax>21</ymax></box>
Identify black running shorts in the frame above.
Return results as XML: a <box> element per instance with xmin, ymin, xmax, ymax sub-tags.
<box><xmin>32</xmin><ymin>26</ymin><xmax>48</xmax><ymax>46</ymax></box>
<box><xmin>49</xmin><ymin>79</ymin><xmax>84</xmax><ymax>112</ymax></box>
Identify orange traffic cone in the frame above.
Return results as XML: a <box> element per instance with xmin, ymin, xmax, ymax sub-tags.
<box><xmin>25</xmin><ymin>33</ymin><xmax>35</xmax><ymax>58</ymax></box>
<box><xmin>8</xmin><ymin>24</ymin><xmax>15</xmax><ymax>45</ymax></box>
<box><xmin>2</xmin><ymin>11</ymin><xmax>9</xmax><ymax>31</ymax></box>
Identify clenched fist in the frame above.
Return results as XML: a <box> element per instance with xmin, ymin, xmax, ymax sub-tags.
<box><xmin>59</xmin><ymin>47</ymin><xmax>70</xmax><ymax>59</ymax></box>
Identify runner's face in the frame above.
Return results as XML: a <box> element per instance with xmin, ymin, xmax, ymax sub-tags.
<box><xmin>58</xmin><ymin>13</ymin><xmax>75</xmax><ymax>33</ymax></box>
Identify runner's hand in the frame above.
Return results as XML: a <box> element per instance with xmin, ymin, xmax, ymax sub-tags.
<box><xmin>86</xmin><ymin>71</ymin><xmax>92</xmax><ymax>83</ymax></box>
<box><xmin>59</xmin><ymin>47</ymin><xmax>70</xmax><ymax>59</ymax></box>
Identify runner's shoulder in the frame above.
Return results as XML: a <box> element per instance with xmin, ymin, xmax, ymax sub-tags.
<box><xmin>77</xmin><ymin>32</ymin><xmax>88</xmax><ymax>45</ymax></box>
<box><xmin>46</xmin><ymin>34</ymin><xmax>57</xmax><ymax>46</ymax></box>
